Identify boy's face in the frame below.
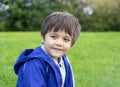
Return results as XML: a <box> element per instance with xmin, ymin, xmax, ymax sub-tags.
<box><xmin>42</xmin><ymin>30</ymin><xmax>72</xmax><ymax>60</ymax></box>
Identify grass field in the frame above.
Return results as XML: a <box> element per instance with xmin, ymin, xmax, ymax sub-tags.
<box><xmin>0</xmin><ymin>32</ymin><xmax>120</xmax><ymax>87</ymax></box>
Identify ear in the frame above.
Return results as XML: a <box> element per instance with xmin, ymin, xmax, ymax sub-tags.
<box><xmin>41</xmin><ymin>36</ymin><xmax>45</xmax><ymax>44</ymax></box>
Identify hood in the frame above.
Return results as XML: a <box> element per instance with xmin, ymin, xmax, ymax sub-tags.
<box><xmin>14</xmin><ymin>48</ymin><xmax>34</xmax><ymax>74</ymax></box>
<box><xmin>14</xmin><ymin>46</ymin><xmax>50</xmax><ymax>74</ymax></box>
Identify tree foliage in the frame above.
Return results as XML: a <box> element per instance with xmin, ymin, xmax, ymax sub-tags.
<box><xmin>0</xmin><ymin>0</ymin><xmax>120</xmax><ymax>31</ymax></box>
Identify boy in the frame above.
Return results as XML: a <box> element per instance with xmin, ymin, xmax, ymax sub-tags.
<box><xmin>14</xmin><ymin>11</ymin><xmax>81</xmax><ymax>87</ymax></box>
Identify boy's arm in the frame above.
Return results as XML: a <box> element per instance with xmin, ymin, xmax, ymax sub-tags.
<box><xmin>20</xmin><ymin>59</ymin><xmax>47</xmax><ymax>87</ymax></box>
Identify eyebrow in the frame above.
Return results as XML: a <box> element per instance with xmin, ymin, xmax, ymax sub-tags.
<box><xmin>64</xmin><ymin>35</ymin><xmax>71</xmax><ymax>38</ymax></box>
<box><xmin>50</xmin><ymin>32</ymin><xmax>70</xmax><ymax>36</ymax></box>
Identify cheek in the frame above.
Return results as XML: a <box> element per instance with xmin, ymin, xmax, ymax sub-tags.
<box><xmin>65</xmin><ymin>44</ymin><xmax>71</xmax><ymax>51</ymax></box>
<box><xmin>44</xmin><ymin>38</ymin><xmax>53</xmax><ymax>47</ymax></box>
<box><xmin>44</xmin><ymin>40</ymin><xmax>49</xmax><ymax>46</ymax></box>
<box><xmin>43</xmin><ymin>36</ymin><xmax>50</xmax><ymax>44</ymax></box>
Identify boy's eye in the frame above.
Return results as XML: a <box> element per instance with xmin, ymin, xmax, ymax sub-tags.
<box><xmin>50</xmin><ymin>35</ymin><xmax>57</xmax><ymax>39</ymax></box>
<box><xmin>64</xmin><ymin>38</ymin><xmax>70</xmax><ymax>42</ymax></box>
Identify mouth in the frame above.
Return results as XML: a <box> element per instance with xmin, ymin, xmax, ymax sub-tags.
<box><xmin>53</xmin><ymin>48</ymin><xmax>63</xmax><ymax>51</ymax></box>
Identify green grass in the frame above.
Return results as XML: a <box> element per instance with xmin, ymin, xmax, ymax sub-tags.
<box><xmin>0</xmin><ymin>32</ymin><xmax>120</xmax><ymax>87</ymax></box>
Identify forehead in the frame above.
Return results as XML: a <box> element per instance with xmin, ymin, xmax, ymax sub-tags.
<box><xmin>48</xmin><ymin>30</ymin><xmax>72</xmax><ymax>38</ymax></box>
<box><xmin>48</xmin><ymin>27</ymin><xmax>72</xmax><ymax>36</ymax></box>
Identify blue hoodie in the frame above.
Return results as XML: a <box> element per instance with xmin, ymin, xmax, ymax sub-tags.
<box><xmin>14</xmin><ymin>46</ymin><xmax>74</xmax><ymax>87</ymax></box>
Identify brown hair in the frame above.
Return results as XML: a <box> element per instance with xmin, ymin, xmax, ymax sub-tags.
<box><xmin>41</xmin><ymin>12</ymin><xmax>81</xmax><ymax>46</ymax></box>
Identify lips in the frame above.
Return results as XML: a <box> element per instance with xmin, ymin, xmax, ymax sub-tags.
<box><xmin>52</xmin><ymin>48</ymin><xmax>63</xmax><ymax>52</ymax></box>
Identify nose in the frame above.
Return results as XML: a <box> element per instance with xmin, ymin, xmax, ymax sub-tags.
<box><xmin>55</xmin><ymin>38</ymin><xmax>63</xmax><ymax>46</ymax></box>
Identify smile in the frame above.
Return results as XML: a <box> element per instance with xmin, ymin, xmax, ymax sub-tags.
<box><xmin>52</xmin><ymin>48</ymin><xmax>63</xmax><ymax>51</ymax></box>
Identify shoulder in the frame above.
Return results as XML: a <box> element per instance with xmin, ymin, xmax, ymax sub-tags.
<box><xmin>21</xmin><ymin>58</ymin><xmax>49</xmax><ymax>79</ymax></box>
<box><xmin>25</xmin><ymin>58</ymin><xmax>47</xmax><ymax>71</ymax></box>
